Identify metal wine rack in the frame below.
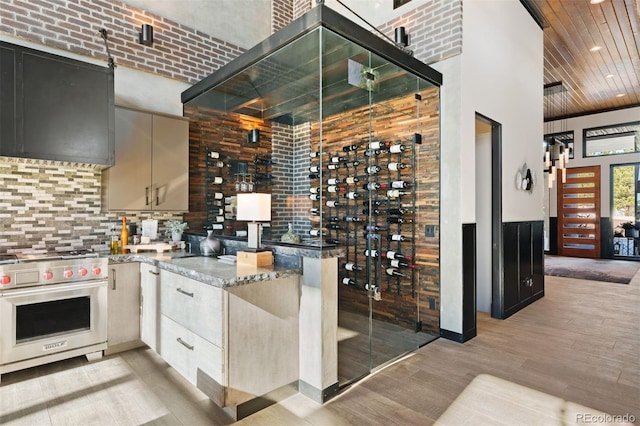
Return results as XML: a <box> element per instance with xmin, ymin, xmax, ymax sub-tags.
<box><xmin>204</xmin><ymin>146</ymin><xmax>229</xmax><ymax>232</ymax></box>
<box><xmin>308</xmin><ymin>135</ymin><xmax>419</xmax><ymax>297</ymax></box>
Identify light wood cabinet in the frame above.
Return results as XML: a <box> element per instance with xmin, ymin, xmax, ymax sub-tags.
<box><xmin>102</xmin><ymin>107</ymin><xmax>188</xmax><ymax>211</ymax></box>
<box><xmin>140</xmin><ymin>263</ymin><xmax>161</xmax><ymax>353</ymax></box>
<box><xmin>105</xmin><ymin>262</ymin><xmax>142</xmax><ymax>355</ymax></box>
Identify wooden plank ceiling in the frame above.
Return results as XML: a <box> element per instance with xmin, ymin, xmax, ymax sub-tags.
<box><xmin>532</xmin><ymin>0</ymin><xmax>640</xmax><ymax>120</ymax></box>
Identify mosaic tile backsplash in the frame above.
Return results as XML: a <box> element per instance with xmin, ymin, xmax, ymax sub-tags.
<box><xmin>0</xmin><ymin>158</ymin><xmax>183</xmax><ymax>254</ymax></box>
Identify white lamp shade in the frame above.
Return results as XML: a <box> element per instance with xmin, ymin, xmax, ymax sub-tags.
<box><xmin>236</xmin><ymin>193</ymin><xmax>271</xmax><ymax>221</ymax></box>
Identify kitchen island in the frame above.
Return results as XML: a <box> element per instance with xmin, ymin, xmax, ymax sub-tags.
<box><xmin>107</xmin><ymin>252</ymin><xmax>301</xmax><ymax>420</ymax></box>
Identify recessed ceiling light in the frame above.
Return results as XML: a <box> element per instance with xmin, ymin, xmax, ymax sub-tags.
<box><xmin>616</xmin><ymin>93</ymin><xmax>626</xmax><ymax>97</ymax></box>
<box><xmin>590</xmin><ymin>45</ymin><xmax>602</xmax><ymax>52</ymax></box>
<box><xmin>606</xmin><ymin>74</ymin><xmax>615</xmax><ymax>78</ymax></box>
<box><xmin>590</xmin><ymin>0</ymin><xmax>604</xmax><ymax>3</ymax></box>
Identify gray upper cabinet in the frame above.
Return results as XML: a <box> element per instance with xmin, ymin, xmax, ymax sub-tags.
<box><xmin>102</xmin><ymin>107</ymin><xmax>188</xmax><ymax>211</ymax></box>
<box><xmin>0</xmin><ymin>41</ymin><xmax>114</xmax><ymax>165</ymax></box>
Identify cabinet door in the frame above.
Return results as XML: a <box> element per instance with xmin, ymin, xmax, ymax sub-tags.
<box><xmin>107</xmin><ymin>262</ymin><xmax>141</xmax><ymax>352</ymax></box>
<box><xmin>0</xmin><ymin>44</ymin><xmax>16</xmax><ymax>154</ymax></box>
<box><xmin>104</xmin><ymin>108</ymin><xmax>152</xmax><ymax>210</ymax></box>
<box><xmin>151</xmin><ymin>115</ymin><xmax>189</xmax><ymax>211</ymax></box>
<box><xmin>140</xmin><ymin>263</ymin><xmax>161</xmax><ymax>353</ymax></box>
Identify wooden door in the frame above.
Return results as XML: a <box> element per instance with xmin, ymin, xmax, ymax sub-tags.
<box><xmin>557</xmin><ymin>165</ymin><xmax>601</xmax><ymax>258</ymax></box>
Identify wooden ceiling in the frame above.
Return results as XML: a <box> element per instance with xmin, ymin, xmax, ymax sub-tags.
<box><xmin>532</xmin><ymin>0</ymin><xmax>640</xmax><ymax>121</ymax></box>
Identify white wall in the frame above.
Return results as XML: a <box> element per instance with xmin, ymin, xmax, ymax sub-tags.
<box><xmin>432</xmin><ymin>0</ymin><xmax>543</xmax><ymax>333</ymax></box>
<box><xmin>475</xmin><ymin>124</ymin><xmax>492</xmax><ymax>313</ymax></box>
<box><xmin>546</xmin><ymin>106</ymin><xmax>640</xmax><ymax>218</ymax></box>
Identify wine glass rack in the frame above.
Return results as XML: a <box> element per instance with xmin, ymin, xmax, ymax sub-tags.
<box><xmin>309</xmin><ymin>136</ymin><xmax>418</xmax><ymax>297</ymax></box>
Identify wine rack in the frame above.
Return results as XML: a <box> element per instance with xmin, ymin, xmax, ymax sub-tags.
<box><xmin>309</xmin><ymin>136</ymin><xmax>419</xmax><ymax>296</ymax></box>
<box><xmin>205</xmin><ymin>147</ymin><xmax>229</xmax><ymax>232</ymax></box>
<box><xmin>253</xmin><ymin>154</ymin><xmax>273</xmax><ymax>187</ymax></box>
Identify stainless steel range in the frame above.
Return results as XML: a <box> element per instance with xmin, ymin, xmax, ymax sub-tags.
<box><xmin>0</xmin><ymin>250</ymin><xmax>108</xmax><ymax>381</ymax></box>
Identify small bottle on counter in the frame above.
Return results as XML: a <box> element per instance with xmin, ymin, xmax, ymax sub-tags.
<box><xmin>120</xmin><ymin>216</ymin><xmax>129</xmax><ymax>253</ymax></box>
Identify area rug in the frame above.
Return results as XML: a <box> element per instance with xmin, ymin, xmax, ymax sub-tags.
<box><xmin>544</xmin><ymin>255</ymin><xmax>640</xmax><ymax>284</ymax></box>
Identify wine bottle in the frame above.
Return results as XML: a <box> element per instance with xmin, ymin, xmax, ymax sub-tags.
<box><xmin>327</xmin><ymin>163</ymin><xmax>341</xmax><ymax>170</ymax></box>
<box><xmin>331</xmin><ymin>155</ymin><xmax>346</xmax><ymax>163</ymax></box>
<box><xmin>384</xmin><ymin>250</ymin><xmax>411</xmax><ymax>261</ymax></box>
<box><xmin>386</xmin><ymin>189</ymin><xmax>410</xmax><ymax>198</ymax></box>
<box><xmin>342</xmin><ymin>144</ymin><xmax>359</xmax><ymax>152</ymax></box>
<box><xmin>386</xmin><ymin>267</ymin><xmax>409</xmax><ymax>278</ymax></box>
<box><xmin>309</xmin><ymin>187</ymin><xmax>320</xmax><ymax>194</ymax></box>
<box><xmin>366</xmin><ymin>165</ymin><xmax>381</xmax><ymax>175</ymax></box>
<box><xmin>310</xmin><ymin>208</ymin><xmax>320</xmax><ymax>216</ymax></box>
<box><xmin>363</xmin><ymin>224</ymin><xmax>386</xmax><ymax>232</ymax></box>
<box><xmin>344</xmin><ymin>161</ymin><xmax>360</xmax><ymax>168</ymax></box>
<box><xmin>362</xmin><ymin>208</ymin><xmax>382</xmax><ymax>215</ymax></box>
<box><xmin>210</xmin><ymin>192</ymin><xmax>224</xmax><ymax>200</ymax></box>
<box><xmin>344</xmin><ymin>262</ymin><xmax>363</xmax><ymax>272</ymax></box>
<box><xmin>254</xmin><ymin>173</ymin><xmax>272</xmax><ymax>180</ymax></box>
<box><xmin>391</xmin><ymin>181</ymin><xmax>410</xmax><ymax>189</ymax></box>
<box><xmin>364</xmin><ymin>148</ymin><xmax>388</xmax><ymax>157</ymax></box>
<box><xmin>387</xmin><ymin>208</ymin><xmax>409</xmax><ymax>215</ymax></box>
<box><xmin>342</xmin><ymin>277</ymin><xmax>356</xmax><ymax>286</ymax></box>
<box><xmin>327</xmin><ymin>185</ymin><xmax>345</xmax><ymax>193</ymax></box>
<box><xmin>387</xmin><ymin>217</ymin><xmax>412</xmax><ymax>224</ymax></box>
<box><xmin>345</xmin><ymin>176</ymin><xmax>360</xmax><ymax>184</ymax></box>
<box><xmin>120</xmin><ymin>216</ymin><xmax>129</xmax><ymax>252</ymax></box>
<box><xmin>388</xmin><ymin>233</ymin><xmax>412</xmax><ymax>242</ymax></box>
<box><xmin>363</xmin><ymin>182</ymin><xmax>388</xmax><ymax>190</ymax></box>
<box><xmin>328</xmin><ymin>224</ymin><xmax>345</xmax><ymax>230</ymax></box>
<box><xmin>389</xmin><ymin>143</ymin><xmax>406</xmax><ymax>153</ymax></box>
<box><xmin>212</xmin><ymin>215</ymin><xmax>225</xmax><ymax>223</ymax></box>
<box><xmin>390</xmin><ymin>259</ymin><xmax>415</xmax><ymax>268</ymax></box>
<box><xmin>344</xmin><ymin>191</ymin><xmax>359</xmax><ymax>199</ymax></box>
<box><xmin>208</xmin><ymin>177</ymin><xmax>223</xmax><ymax>184</ymax></box>
<box><xmin>208</xmin><ymin>160</ymin><xmax>225</xmax><ymax>168</ymax></box>
<box><xmin>309</xmin><ymin>173</ymin><xmax>320</xmax><ymax>179</ymax></box>
<box><xmin>254</xmin><ymin>157</ymin><xmax>273</xmax><ymax>165</ymax></box>
<box><xmin>344</xmin><ymin>216</ymin><xmax>363</xmax><ymax>222</ymax></box>
<box><xmin>208</xmin><ymin>151</ymin><xmax>220</xmax><ymax>159</ymax></box>
<box><xmin>309</xmin><ymin>151</ymin><xmax>320</xmax><ymax>158</ymax></box>
<box><xmin>310</xmin><ymin>194</ymin><xmax>320</xmax><ymax>201</ymax></box>
<box><xmin>309</xmin><ymin>165</ymin><xmax>320</xmax><ymax>173</ymax></box>
<box><xmin>368</xmin><ymin>140</ymin><xmax>390</xmax><ymax>150</ymax></box>
<box><xmin>328</xmin><ymin>216</ymin><xmax>341</xmax><ymax>222</ymax></box>
<box><xmin>309</xmin><ymin>229</ymin><xmax>324</xmax><ymax>236</ymax></box>
<box><xmin>208</xmin><ymin>223</ymin><xmax>224</xmax><ymax>230</ymax></box>
<box><xmin>363</xmin><ymin>249</ymin><xmax>379</xmax><ymax>257</ymax></box>
<box><xmin>326</xmin><ymin>200</ymin><xmax>341</xmax><ymax>208</ymax></box>
<box><xmin>206</xmin><ymin>200</ymin><xmax>223</xmax><ymax>207</ymax></box>
<box><xmin>326</xmin><ymin>238</ymin><xmax>342</xmax><ymax>245</ymax></box>
<box><xmin>387</xmin><ymin>162</ymin><xmax>408</xmax><ymax>171</ymax></box>
<box><xmin>208</xmin><ymin>207</ymin><xmax>224</xmax><ymax>215</ymax></box>
<box><xmin>363</xmin><ymin>199</ymin><xmax>392</xmax><ymax>206</ymax></box>
<box><xmin>327</xmin><ymin>178</ymin><xmax>344</xmax><ymax>185</ymax></box>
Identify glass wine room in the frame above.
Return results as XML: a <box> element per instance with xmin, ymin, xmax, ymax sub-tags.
<box><xmin>181</xmin><ymin>5</ymin><xmax>442</xmax><ymax>387</ymax></box>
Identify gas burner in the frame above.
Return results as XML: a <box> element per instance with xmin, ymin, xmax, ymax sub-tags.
<box><xmin>16</xmin><ymin>249</ymin><xmax>98</xmax><ymax>262</ymax></box>
<box><xmin>58</xmin><ymin>249</ymin><xmax>98</xmax><ymax>259</ymax></box>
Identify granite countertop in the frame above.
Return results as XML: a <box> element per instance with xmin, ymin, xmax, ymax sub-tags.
<box><xmin>109</xmin><ymin>251</ymin><xmax>300</xmax><ymax>288</ymax></box>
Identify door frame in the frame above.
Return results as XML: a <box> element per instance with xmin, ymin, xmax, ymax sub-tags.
<box><xmin>475</xmin><ymin>113</ymin><xmax>503</xmax><ymax>319</ymax></box>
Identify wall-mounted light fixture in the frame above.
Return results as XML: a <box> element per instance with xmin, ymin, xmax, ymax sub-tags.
<box><xmin>395</xmin><ymin>26</ymin><xmax>409</xmax><ymax>48</ymax></box>
<box><xmin>516</xmin><ymin>163</ymin><xmax>535</xmax><ymax>192</ymax></box>
<box><xmin>138</xmin><ymin>24</ymin><xmax>154</xmax><ymax>46</ymax></box>
<box><xmin>247</xmin><ymin>129</ymin><xmax>260</xmax><ymax>144</ymax></box>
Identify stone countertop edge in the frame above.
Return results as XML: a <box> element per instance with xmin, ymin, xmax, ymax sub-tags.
<box><xmin>107</xmin><ymin>252</ymin><xmax>301</xmax><ymax>288</ymax></box>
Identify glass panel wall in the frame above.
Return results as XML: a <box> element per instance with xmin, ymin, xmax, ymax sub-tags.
<box><xmin>612</xmin><ymin>163</ymin><xmax>640</xmax><ymax>258</ymax></box>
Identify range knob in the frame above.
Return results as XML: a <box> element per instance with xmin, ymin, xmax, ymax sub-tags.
<box><xmin>0</xmin><ymin>275</ymin><xmax>11</xmax><ymax>285</ymax></box>
<box><xmin>93</xmin><ymin>266</ymin><xmax>102</xmax><ymax>276</ymax></box>
<box><xmin>63</xmin><ymin>269</ymin><xmax>74</xmax><ymax>279</ymax></box>
<box><xmin>78</xmin><ymin>267</ymin><xmax>88</xmax><ymax>277</ymax></box>
<box><xmin>43</xmin><ymin>271</ymin><xmax>54</xmax><ymax>281</ymax></box>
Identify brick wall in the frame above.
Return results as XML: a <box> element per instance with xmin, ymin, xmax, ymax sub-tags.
<box><xmin>0</xmin><ymin>0</ymin><xmax>244</xmax><ymax>84</ymax></box>
<box><xmin>293</xmin><ymin>0</ymin><xmax>313</xmax><ymax>19</ymax></box>
<box><xmin>0</xmin><ymin>157</ymin><xmax>182</xmax><ymax>253</ymax></box>
<box><xmin>379</xmin><ymin>0</ymin><xmax>463</xmax><ymax>65</ymax></box>
<box><xmin>272</xmin><ymin>0</ymin><xmax>294</xmax><ymax>32</ymax></box>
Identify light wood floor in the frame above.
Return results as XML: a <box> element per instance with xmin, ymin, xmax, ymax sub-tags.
<box><xmin>1</xmin><ymin>270</ymin><xmax>638</xmax><ymax>425</ymax></box>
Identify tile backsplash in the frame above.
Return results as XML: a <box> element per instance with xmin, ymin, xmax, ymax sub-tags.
<box><xmin>0</xmin><ymin>157</ymin><xmax>183</xmax><ymax>254</ymax></box>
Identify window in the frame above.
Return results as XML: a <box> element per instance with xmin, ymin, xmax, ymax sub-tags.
<box><xmin>583</xmin><ymin>121</ymin><xmax>640</xmax><ymax>158</ymax></box>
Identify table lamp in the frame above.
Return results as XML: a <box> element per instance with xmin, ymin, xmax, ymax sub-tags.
<box><xmin>236</xmin><ymin>192</ymin><xmax>271</xmax><ymax>250</ymax></box>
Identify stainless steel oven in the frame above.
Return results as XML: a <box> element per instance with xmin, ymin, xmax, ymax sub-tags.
<box><xmin>0</xmin><ymin>253</ymin><xmax>108</xmax><ymax>379</ymax></box>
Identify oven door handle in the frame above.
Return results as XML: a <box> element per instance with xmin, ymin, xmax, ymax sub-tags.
<box><xmin>0</xmin><ymin>280</ymin><xmax>107</xmax><ymax>297</ymax></box>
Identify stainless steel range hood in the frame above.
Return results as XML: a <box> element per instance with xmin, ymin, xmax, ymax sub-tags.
<box><xmin>181</xmin><ymin>5</ymin><xmax>442</xmax><ymax>125</ymax></box>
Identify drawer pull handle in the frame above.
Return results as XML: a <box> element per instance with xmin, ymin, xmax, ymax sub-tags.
<box><xmin>177</xmin><ymin>288</ymin><xmax>194</xmax><ymax>297</ymax></box>
<box><xmin>148</xmin><ymin>270</ymin><xmax>160</xmax><ymax>276</ymax></box>
<box><xmin>177</xmin><ymin>337</ymin><xmax>194</xmax><ymax>351</ymax></box>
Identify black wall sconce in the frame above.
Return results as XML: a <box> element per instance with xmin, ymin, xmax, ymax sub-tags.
<box><xmin>247</xmin><ymin>129</ymin><xmax>260</xmax><ymax>144</ymax></box>
<box><xmin>139</xmin><ymin>24</ymin><xmax>154</xmax><ymax>46</ymax></box>
<box><xmin>395</xmin><ymin>26</ymin><xmax>409</xmax><ymax>47</ymax></box>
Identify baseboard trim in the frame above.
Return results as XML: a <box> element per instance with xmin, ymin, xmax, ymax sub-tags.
<box><xmin>440</xmin><ymin>327</ymin><xmax>476</xmax><ymax>343</ymax></box>
<box><xmin>299</xmin><ymin>380</ymin><xmax>339</xmax><ymax>404</ymax></box>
